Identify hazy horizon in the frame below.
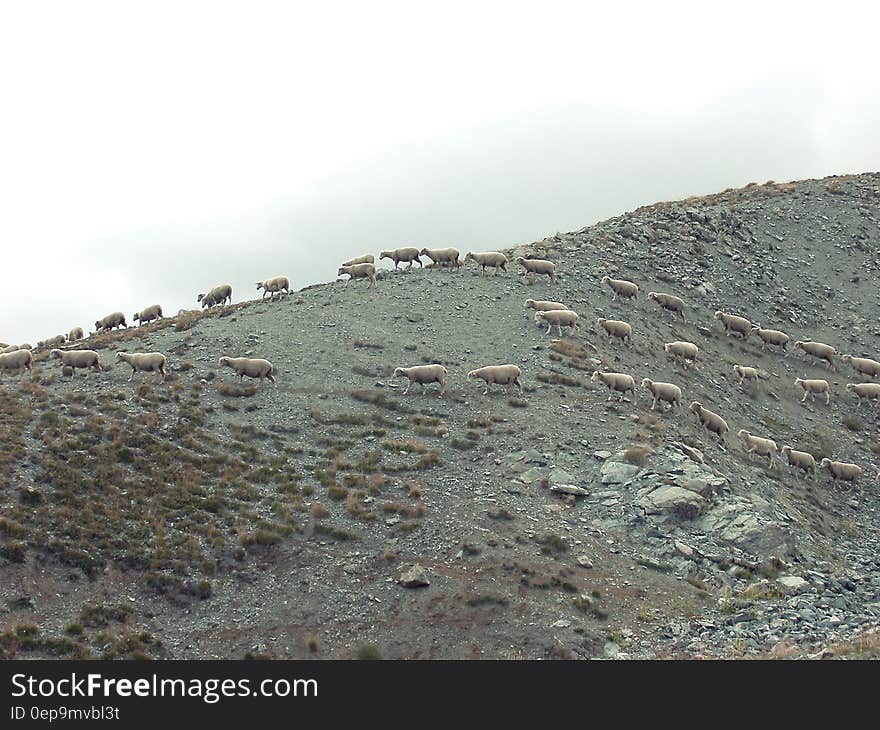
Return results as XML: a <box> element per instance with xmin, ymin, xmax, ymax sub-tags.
<box><xmin>2</xmin><ymin>1</ymin><xmax>879</xmax><ymax>344</ymax></box>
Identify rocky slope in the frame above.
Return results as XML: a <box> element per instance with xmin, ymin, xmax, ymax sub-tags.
<box><xmin>1</xmin><ymin>173</ymin><xmax>879</xmax><ymax>659</ymax></box>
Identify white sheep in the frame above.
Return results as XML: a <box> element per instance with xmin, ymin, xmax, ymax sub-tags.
<box><xmin>39</xmin><ymin>335</ymin><xmax>66</xmax><ymax>349</ymax></box>
<box><xmin>337</xmin><ymin>263</ymin><xmax>378</xmax><ymax>287</ymax></box>
<box><xmin>218</xmin><ymin>356</ymin><xmax>276</xmax><ymax>385</ymax></box>
<box><xmin>535</xmin><ymin>309</ymin><xmax>578</xmax><ymax>336</ymax></box>
<box><xmin>819</xmin><ymin>458</ymin><xmax>862</xmax><ymax>486</ymax></box>
<box><xmin>601</xmin><ymin>276</ymin><xmax>638</xmax><ymax>302</ymax></box>
<box><xmin>750</xmin><ymin>326</ymin><xmax>790</xmax><ymax>352</ymax></box>
<box><xmin>737</xmin><ymin>429</ymin><xmax>778</xmax><ymax>469</ymax></box>
<box><xmin>515</xmin><ymin>257</ymin><xmax>556</xmax><ymax>283</ymax></box>
<box><xmin>714</xmin><ymin>311</ymin><xmax>752</xmax><ymax>338</ymax></box>
<box><xmin>466</xmin><ymin>364</ymin><xmax>523</xmax><ymax>395</ymax></box>
<box><xmin>664</xmin><ymin>341</ymin><xmax>698</xmax><ymax>368</ymax></box>
<box><xmin>0</xmin><ymin>349</ymin><xmax>33</xmax><ymax>380</ymax></box>
<box><xmin>781</xmin><ymin>446</ymin><xmax>817</xmax><ymax>480</ymax></box>
<box><xmin>591</xmin><ymin>371</ymin><xmax>636</xmax><ymax>402</ymax></box>
<box><xmin>115</xmin><ymin>351</ymin><xmax>167</xmax><ymax>382</ymax></box>
<box><xmin>50</xmin><ymin>349</ymin><xmax>103</xmax><ymax>375</ymax></box>
<box><xmin>689</xmin><ymin>401</ymin><xmax>728</xmax><ymax>444</ymax></box>
<box><xmin>420</xmin><ymin>248</ymin><xmax>462</xmax><ymax>272</ymax></box>
<box><xmin>198</xmin><ymin>284</ymin><xmax>233</xmax><ymax>308</ymax></box>
<box><xmin>379</xmin><ymin>247</ymin><xmax>423</xmax><ymax>269</ymax></box>
<box><xmin>133</xmin><ymin>304</ymin><xmax>163</xmax><ymax>325</ymax></box>
<box><xmin>794</xmin><ymin>377</ymin><xmax>830</xmax><ymax>404</ymax></box>
<box><xmin>641</xmin><ymin>378</ymin><xmax>682</xmax><ymax>411</ymax></box>
<box><xmin>647</xmin><ymin>292</ymin><xmax>685</xmax><ymax>321</ymax></box>
<box><xmin>0</xmin><ymin>344</ymin><xmax>20</xmax><ymax>354</ymax></box>
<box><xmin>95</xmin><ymin>311</ymin><xmax>127</xmax><ymax>332</ymax></box>
<box><xmin>67</xmin><ymin>327</ymin><xmax>84</xmax><ymax>343</ymax></box>
<box><xmin>793</xmin><ymin>340</ymin><xmax>836</xmax><ymax>370</ymax></box>
<box><xmin>524</xmin><ymin>299</ymin><xmax>568</xmax><ymax>313</ymax></box>
<box><xmin>845</xmin><ymin>382</ymin><xmax>880</xmax><ymax>405</ymax></box>
<box><xmin>392</xmin><ymin>364</ymin><xmax>447</xmax><ymax>396</ymax></box>
<box><xmin>596</xmin><ymin>318</ymin><xmax>632</xmax><ymax>345</ymax></box>
<box><xmin>342</xmin><ymin>254</ymin><xmax>375</xmax><ymax>266</ymax></box>
<box><xmin>464</xmin><ymin>251</ymin><xmax>508</xmax><ymax>275</ymax></box>
<box><xmin>733</xmin><ymin>364</ymin><xmax>760</xmax><ymax>386</ymax></box>
<box><xmin>842</xmin><ymin>354</ymin><xmax>880</xmax><ymax>379</ymax></box>
<box><xmin>256</xmin><ymin>276</ymin><xmax>290</xmax><ymax>301</ymax></box>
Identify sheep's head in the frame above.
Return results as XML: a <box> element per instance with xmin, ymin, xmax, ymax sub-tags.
<box><xmin>114</xmin><ymin>352</ymin><xmax>125</xmax><ymax>361</ymax></box>
<box><xmin>218</xmin><ymin>357</ymin><xmax>230</xmax><ymax>367</ymax></box>
<box><xmin>590</xmin><ymin>371</ymin><xmax>600</xmax><ymax>382</ymax></box>
<box><xmin>197</xmin><ymin>293</ymin><xmax>204</xmax><ymax>302</ymax></box>
<box><xmin>466</xmin><ymin>371</ymin><xmax>476</xmax><ymax>380</ymax></box>
<box><xmin>419</xmin><ymin>248</ymin><xmax>429</xmax><ymax>256</ymax></box>
<box><xmin>819</xmin><ymin>458</ymin><xmax>831</xmax><ymax>468</ymax></box>
<box><xmin>50</xmin><ymin>349</ymin><xmax>61</xmax><ymax>359</ymax></box>
<box><xmin>392</xmin><ymin>367</ymin><xmax>405</xmax><ymax>378</ymax></box>
<box><xmin>640</xmin><ymin>378</ymin><xmax>652</xmax><ymax>388</ymax></box>
<box><xmin>337</xmin><ymin>267</ymin><xmax>347</xmax><ymax>276</ymax></box>
<box><xmin>379</xmin><ymin>251</ymin><xmax>390</xmax><ymax>259</ymax></box>
<box><xmin>689</xmin><ymin>401</ymin><xmax>702</xmax><ymax>413</ymax></box>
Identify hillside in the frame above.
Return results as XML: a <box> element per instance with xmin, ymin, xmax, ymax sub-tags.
<box><xmin>2</xmin><ymin>172</ymin><xmax>879</xmax><ymax>660</ymax></box>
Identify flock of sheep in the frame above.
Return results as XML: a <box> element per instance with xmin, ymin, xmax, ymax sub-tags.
<box><xmin>0</xmin><ymin>246</ymin><xmax>876</xmax><ymax>489</ymax></box>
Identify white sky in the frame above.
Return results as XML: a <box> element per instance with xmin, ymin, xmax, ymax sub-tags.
<box><xmin>1</xmin><ymin>1</ymin><xmax>879</xmax><ymax>343</ymax></box>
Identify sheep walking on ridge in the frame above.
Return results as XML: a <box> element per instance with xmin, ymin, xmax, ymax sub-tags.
<box><xmin>524</xmin><ymin>299</ymin><xmax>568</xmax><ymax>313</ymax></box>
<box><xmin>133</xmin><ymin>304</ymin><xmax>163</xmax><ymax>325</ymax></box>
<box><xmin>50</xmin><ymin>349</ymin><xmax>103</xmax><ymax>376</ymax></box>
<box><xmin>535</xmin><ymin>309</ymin><xmax>578</xmax><ymax>336</ymax></box>
<box><xmin>750</xmin><ymin>326</ymin><xmax>790</xmax><ymax>353</ymax></box>
<box><xmin>467</xmin><ymin>364</ymin><xmax>523</xmax><ymax>395</ymax></box>
<box><xmin>715</xmin><ymin>311</ymin><xmax>752</xmax><ymax>338</ymax></box>
<box><xmin>465</xmin><ymin>251</ymin><xmax>508</xmax><ymax>275</ymax></box>
<box><xmin>392</xmin><ymin>364</ymin><xmax>447</xmax><ymax>396</ymax></box>
<box><xmin>256</xmin><ymin>276</ymin><xmax>290</xmax><ymax>301</ymax></box>
<box><xmin>845</xmin><ymin>382</ymin><xmax>880</xmax><ymax>405</ymax></box>
<box><xmin>733</xmin><ymin>364</ymin><xmax>760</xmax><ymax>387</ymax></box>
<box><xmin>218</xmin><ymin>357</ymin><xmax>276</xmax><ymax>385</ymax></box>
<box><xmin>819</xmin><ymin>458</ymin><xmax>862</xmax><ymax>487</ymax></box>
<box><xmin>738</xmin><ymin>429</ymin><xmax>778</xmax><ymax>470</ymax></box>
<box><xmin>421</xmin><ymin>248</ymin><xmax>461</xmax><ymax>272</ymax></box>
<box><xmin>115</xmin><ymin>352</ymin><xmax>167</xmax><ymax>382</ymax></box>
<box><xmin>516</xmin><ymin>257</ymin><xmax>556</xmax><ymax>284</ymax></box>
<box><xmin>597</xmin><ymin>318</ymin><xmax>632</xmax><ymax>346</ymax></box>
<box><xmin>795</xmin><ymin>377</ymin><xmax>830</xmax><ymax>405</ymax></box>
<box><xmin>198</xmin><ymin>284</ymin><xmax>233</xmax><ymax>309</ymax></box>
<box><xmin>601</xmin><ymin>276</ymin><xmax>638</xmax><ymax>302</ymax></box>
<box><xmin>793</xmin><ymin>340</ymin><xmax>835</xmax><ymax>370</ymax></box>
<box><xmin>591</xmin><ymin>371</ymin><xmax>636</xmax><ymax>402</ymax></box>
<box><xmin>95</xmin><ymin>311</ymin><xmax>127</xmax><ymax>333</ymax></box>
<box><xmin>842</xmin><ymin>354</ymin><xmax>880</xmax><ymax>379</ymax></box>
<box><xmin>337</xmin><ymin>263</ymin><xmax>378</xmax><ymax>287</ymax></box>
<box><xmin>781</xmin><ymin>446</ymin><xmax>817</xmax><ymax>481</ymax></box>
<box><xmin>38</xmin><ymin>335</ymin><xmax>66</xmax><ymax>349</ymax></box>
<box><xmin>689</xmin><ymin>401</ymin><xmax>728</xmax><ymax>444</ymax></box>
<box><xmin>647</xmin><ymin>292</ymin><xmax>685</xmax><ymax>321</ymax></box>
<box><xmin>664</xmin><ymin>341</ymin><xmax>698</xmax><ymax>368</ymax></box>
<box><xmin>641</xmin><ymin>378</ymin><xmax>681</xmax><ymax>411</ymax></box>
<box><xmin>0</xmin><ymin>349</ymin><xmax>33</xmax><ymax>380</ymax></box>
<box><xmin>379</xmin><ymin>248</ymin><xmax>423</xmax><ymax>269</ymax></box>
<box><xmin>67</xmin><ymin>327</ymin><xmax>84</xmax><ymax>343</ymax></box>
<box><xmin>342</xmin><ymin>254</ymin><xmax>374</xmax><ymax>266</ymax></box>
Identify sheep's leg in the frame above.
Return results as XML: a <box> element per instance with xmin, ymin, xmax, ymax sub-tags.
<box><xmin>545</xmin><ymin>323</ymin><xmax>552</xmax><ymax>335</ymax></box>
<box><xmin>402</xmin><ymin>382</ymin><xmax>411</xmax><ymax>396</ymax></box>
<box><xmin>128</xmin><ymin>368</ymin><xmax>134</xmax><ymax>382</ymax></box>
<box><xmin>824</xmin><ymin>391</ymin><xmax>829</xmax><ymax>405</ymax></box>
<box><xmin>801</xmin><ymin>391</ymin><xmax>808</xmax><ymax>402</ymax></box>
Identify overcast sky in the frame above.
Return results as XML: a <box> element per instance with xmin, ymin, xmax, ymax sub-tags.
<box><xmin>1</xmin><ymin>1</ymin><xmax>878</xmax><ymax>344</ymax></box>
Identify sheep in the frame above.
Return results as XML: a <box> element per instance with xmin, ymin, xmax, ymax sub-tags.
<box><xmin>0</xmin><ymin>344</ymin><xmax>22</xmax><ymax>354</ymax></box>
<box><xmin>392</xmin><ymin>364</ymin><xmax>447</xmax><ymax>396</ymax></box>
<box><xmin>218</xmin><ymin>356</ymin><xmax>276</xmax><ymax>384</ymax></box>
<box><xmin>781</xmin><ymin>446</ymin><xmax>817</xmax><ymax>480</ymax></box>
<box><xmin>596</xmin><ymin>318</ymin><xmax>632</xmax><ymax>345</ymax></box>
<box><xmin>67</xmin><ymin>327</ymin><xmax>84</xmax><ymax>343</ymax></box>
<box><xmin>515</xmin><ymin>257</ymin><xmax>556</xmax><ymax>283</ymax></box>
<box><xmin>647</xmin><ymin>292</ymin><xmax>685</xmax><ymax>321</ymax></box>
<box><xmin>342</xmin><ymin>254</ymin><xmax>375</xmax><ymax>266</ymax></box>
<box><xmin>535</xmin><ymin>309</ymin><xmax>578</xmax><ymax>336</ymax></box>
<box><xmin>793</xmin><ymin>340</ymin><xmax>836</xmax><ymax>370</ymax></box>
<box><xmin>420</xmin><ymin>248</ymin><xmax>461</xmax><ymax>272</ymax></box>
<box><xmin>256</xmin><ymin>276</ymin><xmax>290</xmax><ymax>301</ymax></box>
<box><xmin>842</xmin><ymin>354</ymin><xmax>880</xmax><ymax>378</ymax></box>
<box><xmin>819</xmin><ymin>458</ymin><xmax>862</xmax><ymax>486</ymax></box>
<box><xmin>641</xmin><ymin>378</ymin><xmax>682</xmax><ymax>411</ymax></box>
<box><xmin>115</xmin><ymin>351</ymin><xmax>167</xmax><ymax>382</ymax></box>
<box><xmin>337</xmin><ymin>263</ymin><xmax>378</xmax><ymax>287</ymax></box>
<box><xmin>49</xmin><ymin>348</ymin><xmax>103</xmax><ymax>375</ymax></box>
<box><xmin>0</xmin><ymin>349</ymin><xmax>33</xmax><ymax>380</ymax></box>
<box><xmin>591</xmin><ymin>371</ymin><xmax>636</xmax><ymax>402</ymax></box>
<box><xmin>737</xmin><ymin>429</ymin><xmax>778</xmax><ymax>469</ymax></box>
<box><xmin>198</xmin><ymin>284</ymin><xmax>233</xmax><ymax>309</ymax></box>
<box><xmin>39</xmin><ymin>335</ymin><xmax>66</xmax><ymax>349</ymax></box>
<box><xmin>714</xmin><ymin>311</ymin><xmax>752</xmax><ymax>338</ymax></box>
<box><xmin>689</xmin><ymin>401</ymin><xmax>729</xmax><ymax>444</ymax></box>
<box><xmin>600</xmin><ymin>276</ymin><xmax>638</xmax><ymax>302</ymax></box>
<box><xmin>464</xmin><ymin>251</ymin><xmax>508</xmax><ymax>275</ymax></box>
<box><xmin>133</xmin><ymin>304</ymin><xmax>163</xmax><ymax>325</ymax></box>
<box><xmin>466</xmin><ymin>364</ymin><xmax>523</xmax><ymax>395</ymax></box>
<box><xmin>664</xmin><ymin>341</ymin><xmax>698</xmax><ymax>368</ymax></box>
<box><xmin>733</xmin><ymin>364</ymin><xmax>760</xmax><ymax>386</ymax></box>
<box><xmin>794</xmin><ymin>377</ymin><xmax>830</xmax><ymax>404</ymax></box>
<box><xmin>845</xmin><ymin>382</ymin><xmax>880</xmax><ymax>405</ymax></box>
<box><xmin>524</xmin><ymin>299</ymin><xmax>568</xmax><ymax>313</ymax></box>
<box><xmin>750</xmin><ymin>326</ymin><xmax>790</xmax><ymax>352</ymax></box>
<box><xmin>95</xmin><ymin>311</ymin><xmax>127</xmax><ymax>332</ymax></box>
<box><xmin>379</xmin><ymin>247</ymin><xmax>423</xmax><ymax>269</ymax></box>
